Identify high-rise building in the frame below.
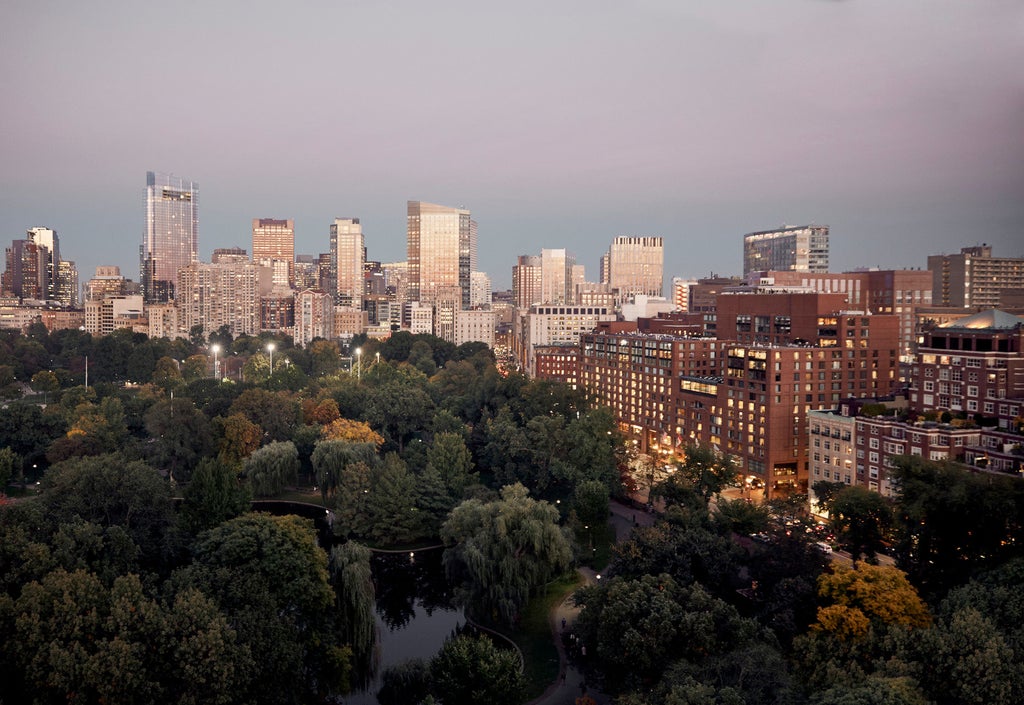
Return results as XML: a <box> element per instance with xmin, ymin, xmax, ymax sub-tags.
<box><xmin>252</xmin><ymin>219</ymin><xmax>294</xmax><ymax>288</ymax></box>
<box><xmin>470</xmin><ymin>271</ymin><xmax>492</xmax><ymax>308</ymax></box>
<box><xmin>294</xmin><ymin>289</ymin><xmax>335</xmax><ymax>346</ymax></box>
<box><xmin>743</xmin><ymin>224</ymin><xmax>829</xmax><ymax>276</ymax></box>
<box><xmin>407</xmin><ymin>201</ymin><xmax>476</xmax><ymax>307</ymax></box>
<box><xmin>142</xmin><ymin>171</ymin><xmax>198</xmax><ymax>303</ymax></box>
<box><xmin>56</xmin><ymin>261</ymin><xmax>78</xmax><ymax>308</ymax></box>
<box><xmin>86</xmin><ymin>266</ymin><xmax>128</xmax><ymax>302</ymax></box>
<box><xmin>3</xmin><ymin>237</ymin><xmax>44</xmax><ymax>300</ymax></box>
<box><xmin>513</xmin><ymin>255</ymin><xmax>543</xmax><ymax>310</ymax></box>
<box><xmin>927</xmin><ymin>245</ymin><xmax>1024</xmax><ymax>309</ymax></box>
<box><xmin>177</xmin><ymin>261</ymin><xmax>270</xmax><ymax>338</ymax></box>
<box><xmin>26</xmin><ymin>228</ymin><xmax>60</xmax><ymax>301</ymax></box>
<box><xmin>541</xmin><ymin>249</ymin><xmax>576</xmax><ymax>305</ymax></box>
<box><xmin>604</xmin><ymin>236</ymin><xmax>664</xmax><ymax>301</ymax></box>
<box><xmin>330</xmin><ymin>218</ymin><xmax>365</xmax><ymax>309</ymax></box>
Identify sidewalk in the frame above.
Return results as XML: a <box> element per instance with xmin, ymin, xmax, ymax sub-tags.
<box><xmin>527</xmin><ymin>500</ymin><xmax>654</xmax><ymax>705</ymax></box>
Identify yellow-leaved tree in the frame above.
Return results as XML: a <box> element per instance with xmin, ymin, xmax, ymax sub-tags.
<box><xmin>813</xmin><ymin>564</ymin><xmax>932</xmax><ymax>640</ymax></box>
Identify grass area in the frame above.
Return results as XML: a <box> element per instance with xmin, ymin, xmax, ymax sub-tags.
<box><xmin>273</xmin><ymin>486</ymin><xmax>324</xmax><ymax>504</ymax></box>
<box><xmin>485</xmin><ymin>572</ymin><xmax>583</xmax><ymax>700</ymax></box>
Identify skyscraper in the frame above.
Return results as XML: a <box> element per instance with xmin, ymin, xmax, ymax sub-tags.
<box><xmin>330</xmin><ymin>218</ymin><xmax>365</xmax><ymax>309</ymax></box>
<box><xmin>252</xmin><ymin>218</ymin><xmax>294</xmax><ymax>288</ymax></box>
<box><xmin>407</xmin><ymin>201</ymin><xmax>476</xmax><ymax>307</ymax></box>
<box><xmin>142</xmin><ymin>171</ymin><xmax>198</xmax><ymax>303</ymax></box>
<box><xmin>604</xmin><ymin>236</ymin><xmax>664</xmax><ymax>301</ymax></box>
<box><xmin>743</xmin><ymin>224</ymin><xmax>829</xmax><ymax>276</ymax></box>
<box><xmin>927</xmin><ymin>245</ymin><xmax>1024</xmax><ymax>309</ymax></box>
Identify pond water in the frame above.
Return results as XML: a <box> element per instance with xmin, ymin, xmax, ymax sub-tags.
<box><xmin>343</xmin><ymin>548</ymin><xmax>465</xmax><ymax>704</ymax></box>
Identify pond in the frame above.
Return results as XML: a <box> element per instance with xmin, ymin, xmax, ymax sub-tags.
<box><xmin>344</xmin><ymin>548</ymin><xmax>465</xmax><ymax>704</ymax></box>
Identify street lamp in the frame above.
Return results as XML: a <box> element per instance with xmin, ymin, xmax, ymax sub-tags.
<box><xmin>355</xmin><ymin>347</ymin><xmax>362</xmax><ymax>380</ymax></box>
<box><xmin>211</xmin><ymin>344</ymin><xmax>221</xmax><ymax>380</ymax></box>
<box><xmin>266</xmin><ymin>342</ymin><xmax>275</xmax><ymax>374</ymax></box>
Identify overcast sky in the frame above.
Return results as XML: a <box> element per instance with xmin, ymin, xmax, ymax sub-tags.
<box><xmin>2</xmin><ymin>0</ymin><xmax>1022</xmax><ymax>289</ymax></box>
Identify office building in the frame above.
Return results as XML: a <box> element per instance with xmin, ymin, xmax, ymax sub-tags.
<box><xmin>142</xmin><ymin>171</ymin><xmax>198</xmax><ymax>303</ymax></box>
<box><xmin>407</xmin><ymin>201</ymin><xmax>476</xmax><ymax>307</ymax></box>
<box><xmin>743</xmin><ymin>224</ymin><xmax>829</xmax><ymax>276</ymax></box>
<box><xmin>330</xmin><ymin>218</ymin><xmax>364</xmax><ymax>309</ymax></box>
<box><xmin>252</xmin><ymin>219</ymin><xmax>294</xmax><ymax>288</ymax></box>
<box><xmin>603</xmin><ymin>236</ymin><xmax>664</xmax><ymax>301</ymax></box>
<box><xmin>928</xmin><ymin>245</ymin><xmax>1024</xmax><ymax>309</ymax></box>
<box><xmin>513</xmin><ymin>255</ymin><xmax>543</xmax><ymax>310</ymax></box>
<box><xmin>3</xmin><ymin>237</ymin><xmax>44</xmax><ymax>300</ymax></box>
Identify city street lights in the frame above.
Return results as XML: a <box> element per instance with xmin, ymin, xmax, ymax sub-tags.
<box><xmin>266</xmin><ymin>342</ymin><xmax>275</xmax><ymax>374</ymax></box>
<box><xmin>211</xmin><ymin>344</ymin><xmax>221</xmax><ymax>380</ymax></box>
<box><xmin>355</xmin><ymin>347</ymin><xmax>362</xmax><ymax>380</ymax></box>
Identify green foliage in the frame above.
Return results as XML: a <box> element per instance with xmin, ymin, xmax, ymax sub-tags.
<box><xmin>229</xmin><ymin>388</ymin><xmax>301</xmax><ymax>442</ymax></box>
<box><xmin>0</xmin><ymin>447</ymin><xmax>18</xmax><ymax>490</ymax></box>
<box><xmin>329</xmin><ymin>543</ymin><xmax>376</xmax><ymax>660</ymax></box>
<box><xmin>40</xmin><ymin>453</ymin><xmax>174</xmax><ymax>569</ymax></box>
<box><xmin>180</xmin><ymin>457</ymin><xmax>251</xmax><ymax>534</ymax></box>
<box><xmin>378</xmin><ymin>659</ymin><xmax>432</xmax><ymax>705</ymax></box>
<box><xmin>890</xmin><ymin>455</ymin><xmax>1024</xmax><ymax>598</ymax></box>
<box><xmin>429</xmin><ymin>634</ymin><xmax>524</xmax><ymax>705</ymax></box>
<box><xmin>364</xmin><ymin>453</ymin><xmax>423</xmax><ymax>544</ymax></box>
<box><xmin>829</xmin><ymin>486</ymin><xmax>894</xmax><ymax>564</ymax></box>
<box><xmin>810</xmin><ymin>677</ymin><xmax>929</xmax><ymax>705</ymax></box>
<box><xmin>311</xmin><ymin>439</ymin><xmax>378</xmax><ymax>506</ymax></box>
<box><xmin>573</xmin><ymin>479</ymin><xmax>610</xmax><ymax>528</ymax></box>
<box><xmin>441</xmin><ymin>483</ymin><xmax>572</xmax><ymax>625</ymax></box>
<box><xmin>711</xmin><ymin>498</ymin><xmax>770</xmax><ymax>536</ymax></box>
<box><xmin>174</xmin><ymin>513</ymin><xmax>340</xmax><ymax>703</ymax></box>
<box><xmin>243</xmin><ymin>440</ymin><xmax>300</xmax><ymax>497</ymax></box>
<box><xmin>145</xmin><ymin>396</ymin><xmax>214</xmax><ymax>484</ymax></box>
<box><xmin>427</xmin><ymin>432</ymin><xmax>477</xmax><ymax>499</ymax></box>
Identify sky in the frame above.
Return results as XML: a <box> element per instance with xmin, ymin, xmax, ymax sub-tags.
<box><xmin>2</xmin><ymin>0</ymin><xmax>1022</xmax><ymax>290</ymax></box>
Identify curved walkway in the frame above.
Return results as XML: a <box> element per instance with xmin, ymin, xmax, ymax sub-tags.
<box><xmin>528</xmin><ymin>500</ymin><xmax>655</xmax><ymax>705</ymax></box>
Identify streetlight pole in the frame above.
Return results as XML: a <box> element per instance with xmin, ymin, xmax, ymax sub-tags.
<box><xmin>211</xmin><ymin>344</ymin><xmax>221</xmax><ymax>380</ymax></box>
<box><xmin>266</xmin><ymin>342</ymin><xmax>275</xmax><ymax>375</ymax></box>
<box><xmin>355</xmin><ymin>347</ymin><xmax>362</xmax><ymax>380</ymax></box>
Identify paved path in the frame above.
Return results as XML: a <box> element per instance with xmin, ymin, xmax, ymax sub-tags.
<box><xmin>527</xmin><ymin>500</ymin><xmax>655</xmax><ymax>705</ymax></box>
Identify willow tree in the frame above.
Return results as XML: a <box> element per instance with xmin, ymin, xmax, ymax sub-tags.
<box><xmin>441</xmin><ymin>483</ymin><xmax>572</xmax><ymax>625</ymax></box>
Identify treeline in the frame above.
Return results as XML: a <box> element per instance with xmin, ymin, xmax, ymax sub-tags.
<box><xmin>0</xmin><ymin>328</ymin><xmax>623</xmax><ymax>703</ymax></box>
<box><xmin>569</xmin><ymin>455</ymin><xmax>1024</xmax><ymax>705</ymax></box>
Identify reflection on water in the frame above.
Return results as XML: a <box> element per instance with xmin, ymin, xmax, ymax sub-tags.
<box><xmin>344</xmin><ymin>549</ymin><xmax>464</xmax><ymax>704</ymax></box>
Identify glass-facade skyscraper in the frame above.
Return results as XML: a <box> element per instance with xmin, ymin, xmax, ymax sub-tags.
<box><xmin>407</xmin><ymin>200</ymin><xmax>476</xmax><ymax>307</ymax></box>
<box><xmin>142</xmin><ymin>171</ymin><xmax>198</xmax><ymax>303</ymax></box>
<box><xmin>330</xmin><ymin>217</ymin><xmax>364</xmax><ymax>309</ymax></box>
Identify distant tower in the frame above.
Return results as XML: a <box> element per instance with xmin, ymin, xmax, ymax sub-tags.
<box><xmin>331</xmin><ymin>218</ymin><xmax>365</xmax><ymax>309</ymax></box>
<box><xmin>407</xmin><ymin>201</ymin><xmax>476</xmax><ymax>307</ymax></box>
<box><xmin>142</xmin><ymin>171</ymin><xmax>198</xmax><ymax>303</ymax></box>
<box><xmin>605</xmin><ymin>236</ymin><xmax>664</xmax><ymax>301</ymax></box>
<box><xmin>252</xmin><ymin>218</ymin><xmax>294</xmax><ymax>288</ymax></box>
<box><xmin>513</xmin><ymin>255</ymin><xmax>543</xmax><ymax>310</ymax></box>
<box><xmin>743</xmin><ymin>224</ymin><xmax>829</xmax><ymax>276</ymax></box>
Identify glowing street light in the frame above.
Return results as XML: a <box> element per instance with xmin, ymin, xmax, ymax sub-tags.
<box><xmin>211</xmin><ymin>344</ymin><xmax>221</xmax><ymax>380</ymax></box>
<box><xmin>355</xmin><ymin>347</ymin><xmax>362</xmax><ymax>379</ymax></box>
<box><xmin>266</xmin><ymin>342</ymin><xmax>275</xmax><ymax>373</ymax></box>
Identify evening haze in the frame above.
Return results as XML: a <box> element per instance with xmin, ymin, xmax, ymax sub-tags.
<box><xmin>2</xmin><ymin>0</ymin><xmax>1022</xmax><ymax>290</ymax></box>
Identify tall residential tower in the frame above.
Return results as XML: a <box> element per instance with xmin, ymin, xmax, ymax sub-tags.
<box><xmin>252</xmin><ymin>218</ymin><xmax>294</xmax><ymax>288</ymax></box>
<box><xmin>330</xmin><ymin>218</ymin><xmax>365</xmax><ymax>309</ymax></box>
<box><xmin>743</xmin><ymin>224</ymin><xmax>829</xmax><ymax>276</ymax></box>
<box><xmin>407</xmin><ymin>201</ymin><xmax>476</xmax><ymax>308</ymax></box>
<box><xmin>141</xmin><ymin>171</ymin><xmax>198</xmax><ymax>303</ymax></box>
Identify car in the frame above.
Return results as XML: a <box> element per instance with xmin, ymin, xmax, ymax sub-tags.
<box><xmin>816</xmin><ymin>541</ymin><xmax>833</xmax><ymax>555</ymax></box>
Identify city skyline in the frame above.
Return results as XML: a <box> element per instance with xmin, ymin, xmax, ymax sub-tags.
<box><xmin>2</xmin><ymin>1</ymin><xmax>1022</xmax><ymax>289</ymax></box>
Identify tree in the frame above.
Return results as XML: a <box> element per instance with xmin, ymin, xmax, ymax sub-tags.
<box><xmin>322</xmin><ymin>417</ymin><xmax>385</xmax><ymax>446</ymax></box>
<box><xmin>810</xmin><ymin>677</ymin><xmax>929</xmax><ymax>705</ymax></box>
<box><xmin>30</xmin><ymin>369</ymin><xmax>59</xmax><ymax>403</ymax></box>
<box><xmin>311</xmin><ymin>439</ymin><xmax>378</xmax><ymax>506</ymax></box>
<box><xmin>829</xmin><ymin>486</ymin><xmax>893</xmax><ymax>564</ymax></box>
<box><xmin>712</xmin><ymin>498</ymin><xmax>770</xmax><ymax>536</ymax></box>
<box><xmin>813</xmin><ymin>565</ymin><xmax>931</xmax><ymax>641</ymax></box>
<box><xmin>573</xmin><ymin>479</ymin><xmax>610</xmax><ymax>528</ymax></box>
<box><xmin>180</xmin><ymin>456</ymin><xmax>251</xmax><ymax>534</ymax></box>
<box><xmin>363</xmin><ymin>377</ymin><xmax>435</xmax><ymax>451</ymax></box>
<box><xmin>329</xmin><ymin>542</ymin><xmax>376</xmax><ymax>665</ymax></box>
<box><xmin>441</xmin><ymin>483</ymin><xmax>572</xmax><ymax>625</ymax></box>
<box><xmin>145</xmin><ymin>396</ymin><xmax>214</xmax><ymax>484</ymax></box>
<box><xmin>427</xmin><ymin>432</ymin><xmax>477</xmax><ymax>499</ymax></box>
<box><xmin>573</xmin><ymin>574</ymin><xmax>764</xmax><ymax>692</ymax></box>
<box><xmin>244</xmin><ymin>441</ymin><xmax>300</xmax><ymax>497</ymax></box>
<box><xmin>309</xmin><ymin>339</ymin><xmax>341</xmax><ymax>377</ymax></box>
<box><xmin>429</xmin><ymin>634</ymin><xmax>524</xmax><ymax>705</ymax></box>
<box><xmin>215</xmin><ymin>412</ymin><xmax>262</xmax><ymax>466</ymax></box>
<box><xmin>40</xmin><ymin>453</ymin><xmax>174</xmax><ymax>569</ymax></box>
<box><xmin>365</xmin><ymin>453</ymin><xmax>422</xmax><ymax>544</ymax></box>
<box><xmin>228</xmin><ymin>388</ymin><xmax>301</xmax><ymax>443</ymax></box>
<box><xmin>890</xmin><ymin>455</ymin><xmax>1024</xmax><ymax>598</ymax></box>
<box><xmin>0</xmin><ymin>446</ymin><xmax>18</xmax><ymax>491</ymax></box>
<box><xmin>812</xmin><ymin>479</ymin><xmax>849</xmax><ymax>516</ymax></box>
<box><xmin>676</xmin><ymin>444</ymin><xmax>738</xmax><ymax>505</ymax></box>
<box><xmin>153</xmin><ymin>355</ymin><xmax>184</xmax><ymax>390</ymax></box>
<box><xmin>173</xmin><ymin>513</ymin><xmax>343</xmax><ymax>704</ymax></box>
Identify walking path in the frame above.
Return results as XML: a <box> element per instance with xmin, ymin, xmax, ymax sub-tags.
<box><xmin>527</xmin><ymin>500</ymin><xmax>655</xmax><ymax>705</ymax></box>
